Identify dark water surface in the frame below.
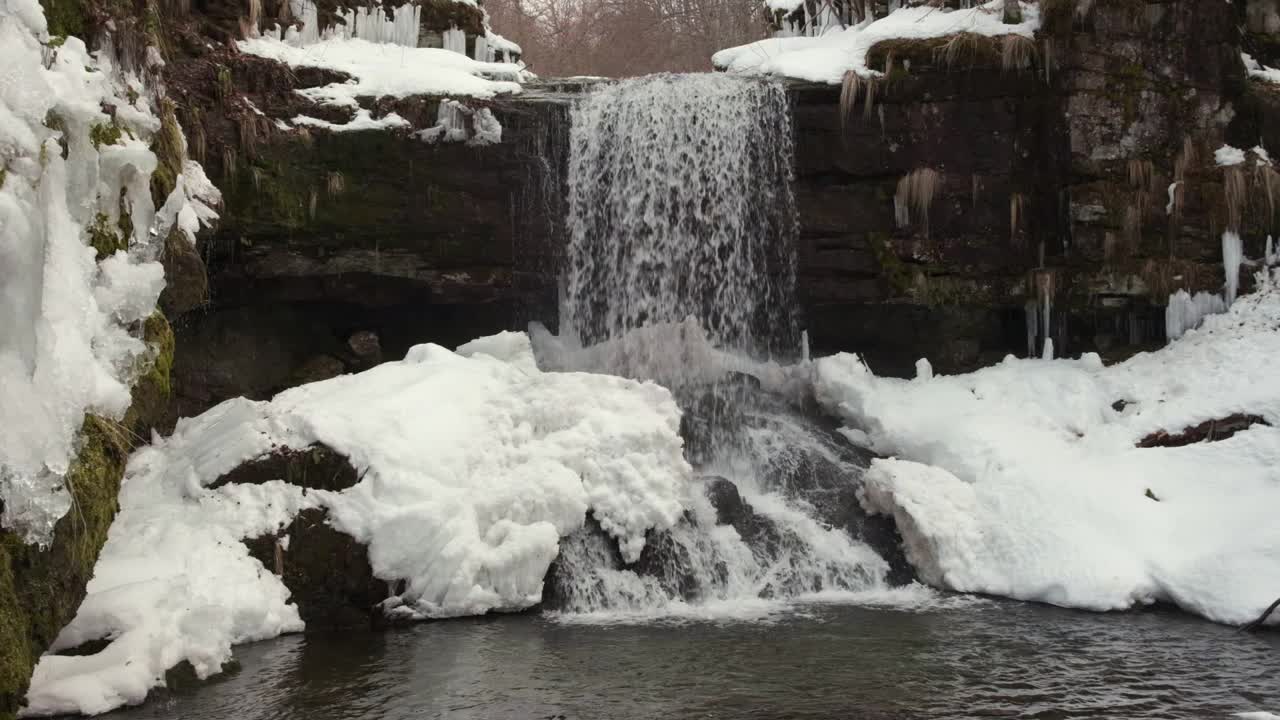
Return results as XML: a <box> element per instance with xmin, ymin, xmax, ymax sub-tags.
<box><xmin>105</xmin><ymin>599</ymin><xmax>1279</xmax><ymax>720</ymax></box>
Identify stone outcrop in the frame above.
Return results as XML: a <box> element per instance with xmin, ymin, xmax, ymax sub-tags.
<box><xmin>217</xmin><ymin>446</ymin><xmax>396</xmax><ymax>629</ymax></box>
<box><xmin>793</xmin><ymin>0</ymin><xmax>1258</xmax><ymax>376</ymax></box>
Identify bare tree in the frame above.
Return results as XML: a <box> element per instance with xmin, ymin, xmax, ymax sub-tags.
<box><xmin>485</xmin><ymin>0</ymin><xmax>768</xmax><ymax>77</ymax></box>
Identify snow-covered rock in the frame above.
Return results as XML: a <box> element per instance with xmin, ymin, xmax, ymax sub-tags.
<box><xmin>714</xmin><ymin>1</ymin><xmax>1040</xmax><ymax>84</ymax></box>
<box><xmin>814</xmin><ymin>271</ymin><xmax>1280</xmax><ymax>627</ymax></box>
<box><xmin>23</xmin><ymin>333</ymin><xmax>690</xmax><ymax>716</ymax></box>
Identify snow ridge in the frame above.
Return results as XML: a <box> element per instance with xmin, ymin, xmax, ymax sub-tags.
<box><xmin>815</xmin><ymin>271</ymin><xmax>1280</xmax><ymax>626</ymax></box>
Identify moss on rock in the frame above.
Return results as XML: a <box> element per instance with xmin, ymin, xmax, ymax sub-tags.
<box><xmin>0</xmin><ymin>307</ymin><xmax>175</xmax><ymax>717</ymax></box>
<box><xmin>0</xmin><ymin>416</ymin><xmax>130</xmax><ymax>720</ymax></box>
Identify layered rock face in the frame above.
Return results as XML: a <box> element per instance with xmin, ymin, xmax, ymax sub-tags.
<box><xmin>170</xmin><ymin>93</ymin><xmax>569</xmax><ymax>423</ymax></box>
<box><xmin>794</xmin><ymin>0</ymin><xmax>1268</xmax><ymax>376</ymax></box>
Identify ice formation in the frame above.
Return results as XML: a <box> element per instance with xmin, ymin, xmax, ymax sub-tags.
<box><xmin>1223</xmin><ymin>231</ymin><xmax>1245</xmax><ymax>305</ymax></box>
<box><xmin>1165</xmin><ymin>290</ymin><xmax>1227</xmax><ymax>340</ymax></box>
<box><xmin>714</xmin><ymin>1</ymin><xmax>1040</xmax><ymax>84</ymax></box>
<box><xmin>814</xmin><ymin>270</ymin><xmax>1280</xmax><ymax>627</ymax></box>
<box><xmin>0</xmin><ymin>2</ymin><xmax>213</xmax><ymax>544</ymax></box>
<box><xmin>23</xmin><ymin>334</ymin><xmax>690</xmax><ymax>716</ymax></box>
<box><xmin>415</xmin><ymin>101</ymin><xmax>502</xmax><ymax>146</ymax></box>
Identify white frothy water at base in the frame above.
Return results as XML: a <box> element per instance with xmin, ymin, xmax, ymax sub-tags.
<box><xmin>546</xmin><ymin>73</ymin><xmax>901</xmax><ymax>623</ymax></box>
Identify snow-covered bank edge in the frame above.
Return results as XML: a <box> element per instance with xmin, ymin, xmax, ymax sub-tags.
<box><xmin>23</xmin><ymin>334</ymin><xmax>690</xmax><ymax>717</ymax></box>
<box><xmin>714</xmin><ymin>1</ymin><xmax>1040</xmax><ymax>84</ymax></box>
<box><xmin>814</xmin><ymin>271</ymin><xmax>1280</xmax><ymax>627</ymax></box>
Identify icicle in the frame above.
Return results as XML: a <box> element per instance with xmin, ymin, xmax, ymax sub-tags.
<box><xmin>1042</xmin><ymin>338</ymin><xmax>1055</xmax><ymax>361</ymax></box>
<box><xmin>1267</xmin><ymin>235</ymin><xmax>1276</xmax><ymax>266</ymax></box>
<box><xmin>801</xmin><ymin>330</ymin><xmax>810</xmax><ymax>364</ymax></box>
<box><xmin>1024</xmin><ymin>299</ymin><xmax>1039</xmax><ymax>358</ymax></box>
<box><xmin>443</xmin><ymin>28</ymin><xmax>467</xmax><ymax>55</ymax></box>
<box><xmin>1165</xmin><ymin>289</ymin><xmax>1227</xmax><ymax>341</ymax></box>
<box><xmin>1223</xmin><ymin>230</ymin><xmax>1243</xmax><ymax>304</ymax></box>
<box><xmin>474</xmin><ymin>34</ymin><xmax>490</xmax><ymax>63</ymax></box>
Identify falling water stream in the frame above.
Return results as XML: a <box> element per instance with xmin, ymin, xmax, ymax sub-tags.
<box><xmin>535</xmin><ymin>74</ymin><xmax>901</xmax><ymax>616</ymax></box>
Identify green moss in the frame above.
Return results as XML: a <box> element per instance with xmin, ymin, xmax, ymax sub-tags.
<box><xmin>0</xmin><ymin>169</ymin><xmax>7</xmax><ymax>191</ymax></box>
<box><xmin>39</xmin><ymin>0</ymin><xmax>87</xmax><ymax>40</ymax></box>
<box><xmin>869</xmin><ymin>232</ymin><xmax>913</xmax><ymax>295</ymax></box>
<box><xmin>143</xmin><ymin>312</ymin><xmax>174</xmax><ymax>397</ymax></box>
<box><xmin>150</xmin><ymin>100</ymin><xmax>185</xmax><ymax>205</ymax></box>
<box><xmin>0</xmin><ymin>415</ymin><xmax>130</xmax><ymax>719</ymax></box>
<box><xmin>123</xmin><ymin>310</ymin><xmax>176</xmax><ymax>437</ymax></box>
<box><xmin>46</xmin><ymin>35</ymin><xmax>68</xmax><ymax>48</ymax></box>
<box><xmin>88</xmin><ymin>212</ymin><xmax>128</xmax><ymax>259</ymax></box>
<box><xmin>215</xmin><ymin>66</ymin><xmax>234</xmax><ymax>105</ymax></box>
<box><xmin>89</xmin><ymin>121</ymin><xmax>124</xmax><ymax>149</ymax></box>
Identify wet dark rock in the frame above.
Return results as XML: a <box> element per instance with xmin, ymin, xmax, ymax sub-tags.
<box><xmin>346</xmin><ymin>331</ymin><xmax>384</xmax><ymax>369</ymax></box>
<box><xmin>214</xmin><ymin>446</ymin><xmax>391</xmax><ymax>629</ymax></box>
<box><xmin>245</xmin><ymin>509</ymin><xmax>392</xmax><ymax>630</ymax></box>
<box><xmin>210</xmin><ymin>444</ymin><xmax>362</xmax><ymax>492</ymax></box>
<box><xmin>292</xmin><ymin>354</ymin><xmax>346</xmax><ymax>386</ymax></box>
<box><xmin>1137</xmin><ymin>414</ymin><xmax>1271</xmax><ymax>448</ymax></box>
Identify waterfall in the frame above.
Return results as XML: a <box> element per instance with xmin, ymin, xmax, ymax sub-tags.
<box><xmin>562</xmin><ymin>74</ymin><xmax>800</xmax><ymax>363</ymax></box>
<box><xmin>541</xmin><ymin>74</ymin><xmax>904</xmax><ymax>619</ymax></box>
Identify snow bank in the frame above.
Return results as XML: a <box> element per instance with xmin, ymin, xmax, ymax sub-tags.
<box><xmin>237</xmin><ymin>36</ymin><xmax>525</xmax><ymax>108</ymax></box>
<box><xmin>714</xmin><ymin>1</ymin><xmax>1040</xmax><ymax>84</ymax></box>
<box><xmin>814</xmin><ymin>272</ymin><xmax>1280</xmax><ymax>626</ymax></box>
<box><xmin>0</xmin><ymin>1</ymin><xmax>214</xmax><ymax>544</ymax></box>
<box><xmin>24</xmin><ymin>334</ymin><xmax>690</xmax><ymax>716</ymax></box>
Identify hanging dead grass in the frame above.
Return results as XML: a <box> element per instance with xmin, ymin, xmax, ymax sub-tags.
<box><xmin>895</xmin><ymin>168</ymin><xmax>943</xmax><ymax>237</ymax></box>
<box><xmin>1001</xmin><ymin>34</ymin><xmax>1037</xmax><ymax>73</ymax></box>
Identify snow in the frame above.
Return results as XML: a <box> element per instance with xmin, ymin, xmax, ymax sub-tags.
<box><xmin>1216</xmin><ymin>144</ymin><xmax>1247</xmax><ymax>167</ymax></box>
<box><xmin>0</xmin><ymin>3</ymin><xmax>212</xmax><ymax>545</ymax></box>
<box><xmin>154</xmin><ymin>161</ymin><xmax>221</xmax><ymax>244</ymax></box>
<box><xmin>814</xmin><ymin>271</ymin><xmax>1280</xmax><ymax>627</ymax></box>
<box><xmin>1243</xmin><ymin>51</ymin><xmax>1280</xmax><ymax>85</ymax></box>
<box><xmin>713</xmin><ymin>1</ymin><xmax>1040</xmax><ymax>84</ymax></box>
<box><xmin>236</xmin><ymin>36</ymin><xmax>526</xmax><ymax>110</ymax></box>
<box><xmin>23</xmin><ymin>334</ymin><xmax>690</xmax><ymax>716</ymax></box>
<box><xmin>292</xmin><ymin>108</ymin><xmax>410</xmax><ymax>132</ymax></box>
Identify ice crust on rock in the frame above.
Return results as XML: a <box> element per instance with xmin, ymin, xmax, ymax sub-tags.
<box><xmin>0</xmin><ymin>1</ymin><xmax>216</xmax><ymax>544</ymax></box>
<box><xmin>815</xmin><ymin>272</ymin><xmax>1280</xmax><ymax>627</ymax></box>
<box><xmin>23</xmin><ymin>334</ymin><xmax>689</xmax><ymax>716</ymax></box>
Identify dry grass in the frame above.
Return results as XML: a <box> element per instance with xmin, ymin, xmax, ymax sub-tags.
<box><xmin>895</xmin><ymin>168</ymin><xmax>943</xmax><ymax>237</ymax></box>
<box><xmin>1010</xmin><ymin>192</ymin><xmax>1027</xmax><ymax>247</ymax></box>
<box><xmin>840</xmin><ymin>71</ymin><xmax>881</xmax><ymax>131</ymax></box>
<box><xmin>222</xmin><ymin>146</ymin><xmax>238</xmax><ymax>180</ymax></box>
<box><xmin>1001</xmin><ymin>34</ymin><xmax>1037</xmax><ymax>73</ymax></box>
<box><xmin>1256</xmin><ymin>163</ymin><xmax>1280</xmax><ymax>232</ymax></box>
<box><xmin>1223</xmin><ymin>165</ymin><xmax>1246</xmax><ymax>233</ymax></box>
<box><xmin>326</xmin><ymin>171</ymin><xmax>346</xmax><ymax>197</ymax></box>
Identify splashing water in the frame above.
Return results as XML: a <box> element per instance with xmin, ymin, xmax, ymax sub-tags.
<box><xmin>543</xmin><ymin>73</ymin><xmax>911</xmax><ymax>623</ymax></box>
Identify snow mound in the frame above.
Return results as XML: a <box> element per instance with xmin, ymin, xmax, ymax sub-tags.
<box><xmin>237</xmin><ymin>36</ymin><xmax>525</xmax><ymax>110</ymax></box>
<box><xmin>23</xmin><ymin>334</ymin><xmax>690</xmax><ymax>716</ymax></box>
<box><xmin>815</xmin><ymin>273</ymin><xmax>1280</xmax><ymax>626</ymax></box>
<box><xmin>0</xmin><ymin>1</ymin><xmax>215</xmax><ymax>544</ymax></box>
<box><xmin>714</xmin><ymin>1</ymin><xmax>1040</xmax><ymax>84</ymax></box>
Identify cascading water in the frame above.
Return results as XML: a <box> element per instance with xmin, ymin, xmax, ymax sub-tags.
<box><xmin>561</xmin><ymin>74</ymin><xmax>799</xmax><ymax>361</ymax></box>
<box><xmin>539</xmin><ymin>75</ymin><xmax>906</xmax><ymax>619</ymax></box>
